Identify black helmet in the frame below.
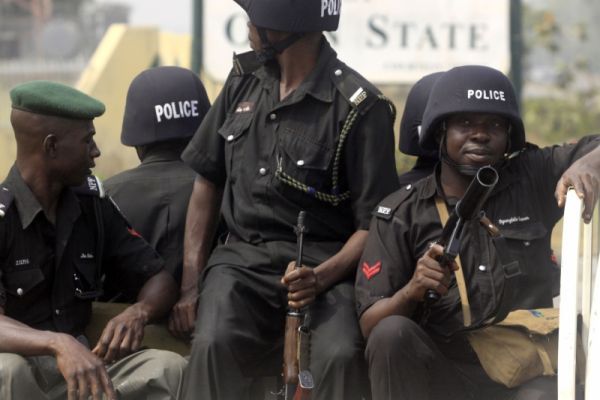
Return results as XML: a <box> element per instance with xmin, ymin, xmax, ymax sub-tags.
<box><xmin>121</xmin><ymin>66</ymin><xmax>210</xmax><ymax>147</ymax></box>
<box><xmin>419</xmin><ymin>65</ymin><xmax>525</xmax><ymax>153</ymax></box>
<box><xmin>234</xmin><ymin>0</ymin><xmax>341</xmax><ymax>33</ymax></box>
<box><xmin>399</xmin><ymin>72</ymin><xmax>443</xmax><ymax>157</ymax></box>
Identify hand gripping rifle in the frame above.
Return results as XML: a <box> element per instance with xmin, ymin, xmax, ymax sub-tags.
<box><xmin>425</xmin><ymin>165</ymin><xmax>499</xmax><ymax>302</ymax></box>
<box><xmin>282</xmin><ymin>211</ymin><xmax>314</xmax><ymax>400</ymax></box>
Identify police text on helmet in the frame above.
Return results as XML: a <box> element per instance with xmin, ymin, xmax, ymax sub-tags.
<box><xmin>154</xmin><ymin>100</ymin><xmax>200</xmax><ymax>123</ymax></box>
<box><xmin>466</xmin><ymin>89</ymin><xmax>505</xmax><ymax>102</ymax></box>
<box><xmin>321</xmin><ymin>0</ymin><xmax>341</xmax><ymax>18</ymax></box>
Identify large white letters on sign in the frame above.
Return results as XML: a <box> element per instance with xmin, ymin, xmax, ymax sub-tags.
<box><xmin>203</xmin><ymin>0</ymin><xmax>510</xmax><ymax>83</ymax></box>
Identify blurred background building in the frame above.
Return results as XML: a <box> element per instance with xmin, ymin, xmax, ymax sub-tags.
<box><xmin>0</xmin><ymin>0</ymin><xmax>598</xmax><ymax>179</ymax></box>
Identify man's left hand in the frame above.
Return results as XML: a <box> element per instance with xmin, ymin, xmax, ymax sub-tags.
<box><xmin>556</xmin><ymin>151</ymin><xmax>600</xmax><ymax>223</ymax></box>
<box><xmin>281</xmin><ymin>261</ymin><xmax>320</xmax><ymax>308</ymax></box>
<box><xmin>92</xmin><ymin>304</ymin><xmax>148</xmax><ymax>363</ymax></box>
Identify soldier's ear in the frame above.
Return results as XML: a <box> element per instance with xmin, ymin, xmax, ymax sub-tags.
<box><xmin>43</xmin><ymin>134</ymin><xmax>58</xmax><ymax>158</ymax></box>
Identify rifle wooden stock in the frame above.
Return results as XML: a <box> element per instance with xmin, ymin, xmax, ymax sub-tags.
<box><xmin>283</xmin><ymin>313</ymin><xmax>301</xmax><ymax>386</ymax></box>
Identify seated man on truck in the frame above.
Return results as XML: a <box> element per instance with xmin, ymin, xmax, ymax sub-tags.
<box><xmin>0</xmin><ymin>81</ymin><xmax>186</xmax><ymax>400</ymax></box>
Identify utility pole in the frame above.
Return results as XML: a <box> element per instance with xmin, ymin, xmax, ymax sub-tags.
<box><xmin>191</xmin><ymin>0</ymin><xmax>203</xmax><ymax>74</ymax></box>
<box><xmin>510</xmin><ymin>0</ymin><xmax>523</xmax><ymax>105</ymax></box>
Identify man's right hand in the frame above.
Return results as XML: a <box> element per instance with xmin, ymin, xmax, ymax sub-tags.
<box><xmin>168</xmin><ymin>287</ymin><xmax>199</xmax><ymax>339</ymax></box>
<box><xmin>51</xmin><ymin>333</ymin><xmax>116</xmax><ymax>400</ymax></box>
<box><xmin>405</xmin><ymin>243</ymin><xmax>456</xmax><ymax>302</ymax></box>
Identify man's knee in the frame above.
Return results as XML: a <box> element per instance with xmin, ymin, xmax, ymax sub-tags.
<box><xmin>191</xmin><ymin>320</ymin><xmax>238</xmax><ymax>358</ymax></box>
<box><xmin>317</xmin><ymin>333</ymin><xmax>363</xmax><ymax>367</ymax></box>
<box><xmin>141</xmin><ymin>349</ymin><xmax>187</xmax><ymax>377</ymax></box>
<box><xmin>366</xmin><ymin>315</ymin><xmax>424</xmax><ymax>359</ymax></box>
<box><xmin>0</xmin><ymin>353</ymin><xmax>39</xmax><ymax>398</ymax></box>
<box><xmin>113</xmin><ymin>349</ymin><xmax>187</xmax><ymax>398</ymax></box>
<box><xmin>0</xmin><ymin>353</ymin><xmax>32</xmax><ymax>382</ymax></box>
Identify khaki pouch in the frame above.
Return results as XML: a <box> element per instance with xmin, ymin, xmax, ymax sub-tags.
<box><xmin>467</xmin><ymin>308</ymin><xmax>580</xmax><ymax>388</ymax></box>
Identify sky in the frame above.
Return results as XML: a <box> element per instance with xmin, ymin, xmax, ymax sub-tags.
<box><xmin>97</xmin><ymin>0</ymin><xmax>193</xmax><ymax>34</ymax></box>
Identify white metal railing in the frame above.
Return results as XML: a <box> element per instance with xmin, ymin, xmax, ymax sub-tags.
<box><xmin>558</xmin><ymin>189</ymin><xmax>599</xmax><ymax>400</ymax></box>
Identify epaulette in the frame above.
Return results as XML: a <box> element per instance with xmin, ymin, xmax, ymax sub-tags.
<box><xmin>330</xmin><ymin>63</ymin><xmax>380</xmax><ymax>116</ymax></box>
<box><xmin>232</xmin><ymin>51</ymin><xmax>262</xmax><ymax>76</ymax></box>
<box><xmin>373</xmin><ymin>183</ymin><xmax>416</xmax><ymax>221</ymax></box>
<box><xmin>72</xmin><ymin>175</ymin><xmax>105</xmax><ymax>198</ymax></box>
<box><xmin>0</xmin><ymin>185</ymin><xmax>14</xmax><ymax>218</ymax></box>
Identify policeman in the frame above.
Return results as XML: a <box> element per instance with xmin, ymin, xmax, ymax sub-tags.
<box><xmin>0</xmin><ymin>81</ymin><xmax>186</xmax><ymax>399</ymax></box>
<box><xmin>355</xmin><ymin>66</ymin><xmax>600</xmax><ymax>399</ymax></box>
<box><xmin>171</xmin><ymin>0</ymin><xmax>399</xmax><ymax>398</ymax></box>
<box><xmin>397</xmin><ymin>72</ymin><xmax>442</xmax><ymax>186</ymax></box>
<box><xmin>104</xmin><ymin>66</ymin><xmax>211</xmax><ymax>287</ymax></box>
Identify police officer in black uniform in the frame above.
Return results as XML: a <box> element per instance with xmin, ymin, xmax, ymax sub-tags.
<box><xmin>355</xmin><ymin>65</ymin><xmax>600</xmax><ymax>399</ymax></box>
<box><xmin>0</xmin><ymin>81</ymin><xmax>186</xmax><ymax>399</ymax></box>
<box><xmin>104</xmin><ymin>66</ymin><xmax>210</xmax><ymax>287</ymax></box>
<box><xmin>397</xmin><ymin>72</ymin><xmax>442</xmax><ymax>186</ymax></box>
<box><xmin>171</xmin><ymin>0</ymin><xmax>399</xmax><ymax>398</ymax></box>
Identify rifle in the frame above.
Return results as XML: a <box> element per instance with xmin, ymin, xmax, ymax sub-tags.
<box><xmin>425</xmin><ymin>165</ymin><xmax>499</xmax><ymax>302</ymax></box>
<box><xmin>282</xmin><ymin>211</ymin><xmax>314</xmax><ymax>400</ymax></box>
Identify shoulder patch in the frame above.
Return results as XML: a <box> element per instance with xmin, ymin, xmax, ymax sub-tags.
<box><xmin>0</xmin><ymin>186</ymin><xmax>14</xmax><ymax>218</ymax></box>
<box><xmin>72</xmin><ymin>175</ymin><xmax>105</xmax><ymax>198</ymax></box>
<box><xmin>330</xmin><ymin>63</ymin><xmax>380</xmax><ymax>115</ymax></box>
<box><xmin>375</xmin><ymin>205</ymin><xmax>392</xmax><ymax>219</ymax></box>
<box><xmin>374</xmin><ymin>184</ymin><xmax>414</xmax><ymax>220</ymax></box>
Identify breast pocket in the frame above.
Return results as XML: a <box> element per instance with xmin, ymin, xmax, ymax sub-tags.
<box><xmin>498</xmin><ymin>221</ymin><xmax>556</xmax><ymax>306</ymax></box>
<box><xmin>4</xmin><ymin>267</ymin><xmax>45</xmax><ymax>297</ymax></box>
<box><xmin>218</xmin><ymin>112</ymin><xmax>253</xmax><ymax>175</ymax></box>
<box><xmin>277</xmin><ymin>127</ymin><xmax>336</xmax><ymax>194</ymax></box>
<box><xmin>501</xmin><ymin>221</ymin><xmax>548</xmax><ymax>266</ymax></box>
<box><xmin>73</xmin><ymin>259</ymin><xmax>102</xmax><ymax>300</ymax></box>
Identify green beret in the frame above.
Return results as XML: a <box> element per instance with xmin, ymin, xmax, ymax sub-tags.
<box><xmin>10</xmin><ymin>80</ymin><xmax>105</xmax><ymax>120</ymax></box>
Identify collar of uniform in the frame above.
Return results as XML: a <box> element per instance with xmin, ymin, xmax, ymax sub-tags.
<box><xmin>420</xmin><ymin>163</ymin><xmax>520</xmax><ymax>206</ymax></box>
<box><xmin>417</xmin><ymin>168</ymin><xmax>441</xmax><ymax>200</ymax></box>
<box><xmin>300</xmin><ymin>36</ymin><xmax>337</xmax><ymax>103</ymax></box>
<box><xmin>141</xmin><ymin>148</ymin><xmax>183</xmax><ymax>165</ymax></box>
<box><xmin>417</xmin><ymin>172</ymin><xmax>464</xmax><ymax>210</ymax></box>
<box><xmin>253</xmin><ymin>36</ymin><xmax>336</xmax><ymax>104</ymax></box>
<box><xmin>4</xmin><ymin>165</ymin><xmax>44</xmax><ymax>229</ymax></box>
<box><xmin>254</xmin><ymin>61</ymin><xmax>278</xmax><ymax>92</ymax></box>
<box><xmin>4</xmin><ymin>165</ymin><xmax>82</xmax><ymax>229</ymax></box>
<box><xmin>489</xmin><ymin>160</ymin><xmax>520</xmax><ymax>195</ymax></box>
<box><xmin>56</xmin><ymin>187</ymin><xmax>82</xmax><ymax>231</ymax></box>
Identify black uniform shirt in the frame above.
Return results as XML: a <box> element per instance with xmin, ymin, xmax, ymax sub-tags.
<box><xmin>182</xmin><ymin>37</ymin><xmax>399</xmax><ymax>244</ymax></box>
<box><xmin>397</xmin><ymin>156</ymin><xmax>437</xmax><ymax>187</ymax></box>
<box><xmin>0</xmin><ymin>166</ymin><xmax>164</xmax><ymax>336</ymax></box>
<box><xmin>356</xmin><ymin>136</ymin><xmax>600</xmax><ymax>338</ymax></box>
<box><xmin>105</xmin><ymin>149</ymin><xmax>195</xmax><ymax>283</ymax></box>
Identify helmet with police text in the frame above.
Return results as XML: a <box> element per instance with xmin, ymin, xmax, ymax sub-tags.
<box><xmin>399</xmin><ymin>71</ymin><xmax>443</xmax><ymax>157</ymax></box>
<box><xmin>419</xmin><ymin>65</ymin><xmax>525</xmax><ymax>153</ymax></box>
<box><xmin>121</xmin><ymin>66</ymin><xmax>210</xmax><ymax>147</ymax></box>
<box><xmin>234</xmin><ymin>0</ymin><xmax>341</xmax><ymax>32</ymax></box>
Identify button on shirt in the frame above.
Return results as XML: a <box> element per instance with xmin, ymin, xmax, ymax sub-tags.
<box><xmin>356</xmin><ymin>137</ymin><xmax>600</xmax><ymax>338</ymax></box>
<box><xmin>182</xmin><ymin>37</ymin><xmax>399</xmax><ymax>244</ymax></box>
<box><xmin>0</xmin><ymin>166</ymin><xmax>164</xmax><ymax>336</ymax></box>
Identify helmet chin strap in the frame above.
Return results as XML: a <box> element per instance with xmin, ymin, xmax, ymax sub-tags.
<box><xmin>439</xmin><ymin>124</ymin><xmax>512</xmax><ymax>177</ymax></box>
<box><xmin>256</xmin><ymin>27</ymin><xmax>304</xmax><ymax>64</ymax></box>
<box><xmin>439</xmin><ymin>137</ymin><xmax>480</xmax><ymax>177</ymax></box>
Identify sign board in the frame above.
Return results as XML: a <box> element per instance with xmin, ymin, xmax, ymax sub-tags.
<box><xmin>203</xmin><ymin>0</ymin><xmax>510</xmax><ymax>84</ymax></box>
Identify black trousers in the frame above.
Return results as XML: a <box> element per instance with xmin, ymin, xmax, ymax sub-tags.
<box><xmin>182</xmin><ymin>240</ymin><xmax>369</xmax><ymax>400</ymax></box>
<box><xmin>365</xmin><ymin>315</ymin><xmax>557</xmax><ymax>400</ymax></box>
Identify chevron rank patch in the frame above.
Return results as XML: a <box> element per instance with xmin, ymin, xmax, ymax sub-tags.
<box><xmin>362</xmin><ymin>261</ymin><xmax>382</xmax><ymax>280</ymax></box>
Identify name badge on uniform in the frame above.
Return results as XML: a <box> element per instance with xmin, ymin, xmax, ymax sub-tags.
<box><xmin>375</xmin><ymin>205</ymin><xmax>393</xmax><ymax>220</ymax></box>
<box><xmin>235</xmin><ymin>102</ymin><xmax>254</xmax><ymax>113</ymax></box>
